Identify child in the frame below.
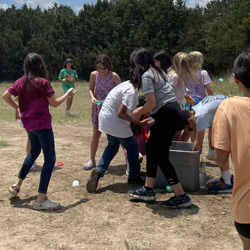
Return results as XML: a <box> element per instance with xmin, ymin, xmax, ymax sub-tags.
<box><xmin>83</xmin><ymin>54</ymin><xmax>121</xmax><ymax>170</ymax></box>
<box><xmin>185</xmin><ymin>51</ymin><xmax>213</xmax><ymax>110</ymax></box>
<box><xmin>58</xmin><ymin>58</ymin><xmax>78</xmax><ymax>116</ymax></box>
<box><xmin>212</xmin><ymin>51</ymin><xmax>250</xmax><ymax>248</ymax></box>
<box><xmin>18</xmin><ymin>119</ymin><xmax>37</xmax><ymax>171</ymax></box>
<box><xmin>2</xmin><ymin>52</ymin><xmax>76</xmax><ymax>211</ymax></box>
<box><xmin>153</xmin><ymin>50</ymin><xmax>172</xmax><ymax>73</ymax></box>
<box><xmin>86</xmin><ymin>80</ymin><xmax>154</xmax><ymax>193</ymax></box>
<box><xmin>15</xmin><ymin>97</ymin><xmax>37</xmax><ymax>171</ymax></box>
<box><xmin>186</xmin><ymin>51</ymin><xmax>214</xmax><ymax>159</ymax></box>
<box><xmin>167</xmin><ymin>52</ymin><xmax>198</xmax><ymax>110</ymax></box>
<box><xmin>128</xmin><ymin>48</ymin><xmax>192</xmax><ymax>209</ymax></box>
<box><xmin>124</xmin><ymin>95</ymin><xmax>151</xmax><ymax>175</ymax></box>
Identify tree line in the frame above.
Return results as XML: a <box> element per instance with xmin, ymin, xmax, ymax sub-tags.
<box><xmin>0</xmin><ymin>0</ymin><xmax>250</xmax><ymax>82</ymax></box>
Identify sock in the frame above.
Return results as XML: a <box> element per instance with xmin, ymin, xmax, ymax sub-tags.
<box><xmin>209</xmin><ymin>148</ymin><xmax>214</xmax><ymax>155</ymax></box>
<box><xmin>221</xmin><ymin>170</ymin><xmax>231</xmax><ymax>185</ymax></box>
<box><xmin>144</xmin><ymin>186</ymin><xmax>153</xmax><ymax>191</ymax></box>
<box><xmin>177</xmin><ymin>193</ymin><xmax>186</xmax><ymax>198</ymax></box>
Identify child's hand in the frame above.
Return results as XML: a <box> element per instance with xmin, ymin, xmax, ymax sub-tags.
<box><xmin>140</xmin><ymin>117</ymin><xmax>155</xmax><ymax>127</ymax></box>
<box><xmin>91</xmin><ymin>97</ymin><xmax>96</xmax><ymax>104</ymax></box>
<box><xmin>67</xmin><ymin>88</ymin><xmax>76</xmax><ymax>98</ymax></box>
<box><xmin>185</xmin><ymin>94</ymin><xmax>195</xmax><ymax>104</ymax></box>
<box><xmin>15</xmin><ymin>108</ymin><xmax>21</xmax><ymax>120</ymax></box>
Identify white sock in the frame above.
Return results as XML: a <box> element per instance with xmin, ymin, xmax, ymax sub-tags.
<box><xmin>221</xmin><ymin>170</ymin><xmax>231</xmax><ymax>185</ymax></box>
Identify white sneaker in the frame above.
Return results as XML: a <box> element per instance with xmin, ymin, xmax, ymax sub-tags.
<box><xmin>65</xmin><ymin>110</ymin><xmax>70</xmax><ymax>116</ymax></box>
<box><xmin>83</xmin><ymin>160</ymin><xmax>96</xmax><ymax>170</ymax></box>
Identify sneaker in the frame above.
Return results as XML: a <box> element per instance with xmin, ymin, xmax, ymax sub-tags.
<box><xmin>83</xmin><ymin>160</ymin><xmax>96</xmax><ymax>170</ymax></box>
<box><xmin>208</xmin><ymin>174</ymin><xmax>234</xmax><ymax>185</ymax></box>
<box><xmin>86</xmin><ymin>168</ymin><xmax>100</xmax><ymax>193</ymax></box>
<box><xmin>128</xmin><ymin>186</ymin><xmax>156</xmax><ymax>202</ymax></box>
<box><xmin>65</xmin><ymin>110</ymin><xmax>70</xmax><ymax>116</ymax></box>
<box><xmin>161</xmin><ymin>194</ymin><xmax>192</xmax><ymax>208</ymax></box>
<box><xmin>128</xmin><ymin>177</ymin><xmax>145</xmax><ymax>185</ymax></box>
<box><xmin>206</xmin><ymin>149</ymin><xmax>214</xmax><ymax>161</ymax></box>
<box><xmin>208</xmin><ymin>176</ymin><xmax>233</xmax><ymax>193</ymax></box>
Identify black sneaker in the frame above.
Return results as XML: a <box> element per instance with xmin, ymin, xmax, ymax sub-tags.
<box><xmin>128</xmin><ymin>186</ymin><xmax>156</xmax><ymax>202</ymax></box>
<box><xmin>127</xmin><ymin>177</ymin><xmax>145</xmax><ymax>185</ymax></box>
<box><xmin>161</xmin><ymin>194</ymin><xmax>192</xmax><ymax>208</ymax></box>
<box><xmin>86</xmin><ymin>168</ymin><xmax>100</xmax><ymax>193</ymax></box>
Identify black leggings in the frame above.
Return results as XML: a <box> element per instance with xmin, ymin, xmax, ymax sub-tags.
<box><xmin>146</xmin><ymin>101</ymin><xmax>183</xmax><ymax>185</ymax></box>
<box><xmin>234</xmin><ymin>221</ymin><xmax>250</xmax><ymax>239</ymax></box>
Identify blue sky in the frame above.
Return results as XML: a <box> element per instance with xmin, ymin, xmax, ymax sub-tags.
<box><xmin>0</xmin><ymin>0</ymin><xmax>211</xmax><ymax>14</ymax></box>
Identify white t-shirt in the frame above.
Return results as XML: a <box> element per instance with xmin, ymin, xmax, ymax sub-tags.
<box><xmin>192</xmin><ymin>95</ymin><xmax>228</xmax><ymax>131</ymax></box>
<box><xmin>186</xmin><ymin>69</ymin><xmax>212</xmax><ymax>98</ymax></box>
<box><xmin>168</xmin><ymin>72</ymin><xmax>185</xmax><ymax>109</ymax></box>
<box><xmin>98</xmin><ymin>80</ymin><xmax>138</xmax><ymax>138</ymax></box>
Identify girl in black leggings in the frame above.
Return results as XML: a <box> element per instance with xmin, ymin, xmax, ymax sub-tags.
<box><xmin>128</xmin><ymin>47</ymin><xmax>192</xmax><ymax>208</ymax></box>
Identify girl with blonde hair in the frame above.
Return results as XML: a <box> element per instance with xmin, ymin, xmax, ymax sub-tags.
<box><xmin>167</xmin><ymin>52</ymin><xmax>198</xmax><ymax>109</ymax></box>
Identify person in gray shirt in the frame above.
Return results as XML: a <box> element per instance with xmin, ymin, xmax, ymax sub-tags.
<box><xmin>128</xmin><ymin>47</ymin><xmax>192</xmax><ymax>209</ymax></box>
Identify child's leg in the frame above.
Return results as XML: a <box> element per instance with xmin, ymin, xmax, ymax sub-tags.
<box><xmin>36</xmin><ymin>129</ymin><xmax>56</xmax><ymax>203</ymax></box>
<box><xmin>18</xmin><ymin>131</ymin><xmax>41</xmax><ymax>181</ymax></box>
<box><xmin>90</xmin><ymin>127</ymin><xmax>102</xmax><ymax>162</ymax></box>
<box><xmin>66</xmin><ymin>95</ymin><xmax>74</xmax><ymax>111</ymax></box>
<box><xmin>26</xmin><ymin>132</ymin><xmax>31</xmax><ymax>155</ymax></box>
<box><xmin>96</xmin><ymin>134</ymin><xmax>120</xmax><ymax>177</ymax></box>
<box><xmin>121</xmin><ymin>136</ymin><xmax>141</xmax><ymax>179</ymax></box>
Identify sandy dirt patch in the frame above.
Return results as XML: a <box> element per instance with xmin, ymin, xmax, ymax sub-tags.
<box><xmin>0</xmin><ymin>120</ymin><xmax>241</xmax><ymax>250</ymax></box>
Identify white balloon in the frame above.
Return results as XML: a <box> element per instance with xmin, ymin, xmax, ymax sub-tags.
<box><xmin>72</xmin><ymin>180</ymin><xmax>79</xmax><ymax>187</ymax></box>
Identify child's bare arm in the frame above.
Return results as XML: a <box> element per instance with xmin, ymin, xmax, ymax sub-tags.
<box><xmin>89</xmin><ymin>72</ymin><xmax>96</xmax><ymax>104</ymax></box>
<box><xmin>112</xmin><ymin>72</ymin><xmax>121</xmax><ymax>85</ymax></box>
<box><xmin>132</xmin><ymin>93</ymin><xmax>156</xmax><ymax>121</ymax></box>
<box><xmin>2</xmin><ymin>90</ymin><xmax>19</xmax><ymax>111</ymax></box>
<box><xmin>48</xmin><ymin>89</ymin><xmax>75</xmax><ymax>108</ymax></box>
<box><xmin>118</xmin><ymin>103</ymin><xmax>154</xmax><ymax>127</ymax></box>
<box><xmin>205</xmin><ymin>84</ymin><xmax>213</xmax><ymax>95</ymax></box>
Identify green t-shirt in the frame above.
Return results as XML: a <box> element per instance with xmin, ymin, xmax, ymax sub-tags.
<box><xmin>58</xmin><ymin>68</ymin><xmax>78</xmax><ymax>83</ymax></box>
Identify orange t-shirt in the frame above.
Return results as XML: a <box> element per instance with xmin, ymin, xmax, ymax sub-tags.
<box><xmin>212</xmin><ymin>96</ymin><xmax>250</xmax><ymax>223</ymax></box>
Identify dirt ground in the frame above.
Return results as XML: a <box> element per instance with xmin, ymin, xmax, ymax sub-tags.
<box><xmin>0</xmin><ymin>120</ymin><xmax>241</xmax><ymax>250</ymax></box>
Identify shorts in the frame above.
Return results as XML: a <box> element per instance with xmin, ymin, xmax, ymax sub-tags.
<box><xmin>62</xmin><ymin>82</ymin><xmax>75</xmax><ymax>93</ymax></box>
<box><xmin>234</xmin><ymin>221</ymin><xmax>250</xmax><ymax>238</ymax></box>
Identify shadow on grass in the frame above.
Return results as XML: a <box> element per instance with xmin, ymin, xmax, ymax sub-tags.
<box><xmin>145</xmin><ymin>201</ymin><xmax>200</xmax><ymax>218</ymax></box>
<box><xmin>9</xmin><ymin>196</ymin><xmax>89</xmax><ymax>213</ymax></box>
<box><xmin>96</xmin><ymin>182</ymin><xmax>200</xmax><ymax>218</ymax></box>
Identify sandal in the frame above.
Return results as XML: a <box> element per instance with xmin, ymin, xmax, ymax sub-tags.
<box><xmin>32</xmin><ymin>199</ymin><xmax>61</xmax><ymax>211</ymax></box>
<box><xmin>30</xmin><ymin>164</ymin><xmax>38</xmax><ymax>172</ymax></box>
<box><xmin>8</xmin><ymin>184</ymin><xmax>20</xmax><ymax>196</ymax></box>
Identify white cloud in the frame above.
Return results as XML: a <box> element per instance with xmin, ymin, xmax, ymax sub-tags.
<box><xmin>188</xmin><ymin>0</ymin><xmax>210</xmax><ymax>8</ymax></box>
<box><xmin>0</xmin><ymin>4</ymin><xmax>9</xmax><ymax>10</ymax></box>
<box><xmin>14</xmin><ymin>0</ymin><xmax>59</xmax><ymax>9</ymax></box>
<box><xmin>74</xmin><ymin>6</ymin><xmax>83</xmax><ymax>13</ymax></box>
